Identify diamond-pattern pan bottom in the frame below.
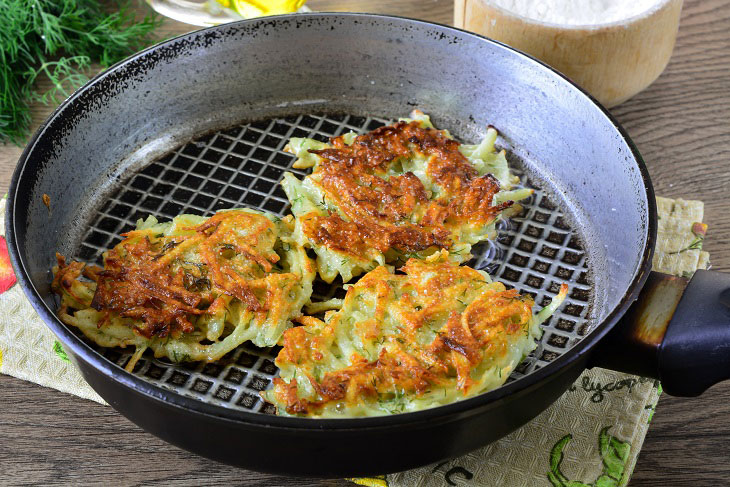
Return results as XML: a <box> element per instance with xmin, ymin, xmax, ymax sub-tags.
<box><xmin>72</xmin><ymin>113</ymin><xmax>593</xmax><ymax>413</ymax></box>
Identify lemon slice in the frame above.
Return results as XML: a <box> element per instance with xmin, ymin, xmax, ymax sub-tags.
<box><xmin>227</xmin><ymin>0</ymin><xmax>307</xmax><ymax>18</ymax></box>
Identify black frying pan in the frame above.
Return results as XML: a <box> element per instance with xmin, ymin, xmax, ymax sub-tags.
<box><xmin>7</xmin><ymin>13</ymin><xmax>730</xmax><ymax>477</ymax></box>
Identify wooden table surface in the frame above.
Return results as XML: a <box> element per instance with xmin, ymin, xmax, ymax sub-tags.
<box><xmin>1</xmin><ymin>0</ymin><xmax>728</xmax><ymax>485</ymax></box>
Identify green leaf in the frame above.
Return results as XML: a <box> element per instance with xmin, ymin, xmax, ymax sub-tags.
<box><xmin>548</xmin><ymin>434</ymin><xmax>573</xmax><ymax>484</ymax></box>
<box><xmin>595</xmin><ymin>475</ymin><xmax>619</xmax><ymax>487</ymax></box>
<box><xmin>53</xmin><ymin>340</ymin><xmax>69</xmax><ymax>362</ymax></box>
<box><xmin>547</xmin><ymin>471</ymin><xmax>565</xmax><ymax>487</ymax></box>
<box><xmin>610</xmin><ymin>437</ymin><xmax>631</xmax><ymax>464</ymax></box>
<box><xmin>548</xmin><ymin>427</ymin><xmax>632</xmax><ymax>487</ymax></box>
<box><xmin>599</xmin><ymin>427</ymin><xmax>611</xmax><ymax>457</ymax></box>
<box><xmin>598</xmin><ymin>427</ymin><xmax>630</xmax><ymax>481</ymax></box>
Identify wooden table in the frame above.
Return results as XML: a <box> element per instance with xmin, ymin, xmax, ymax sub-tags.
<box><xmin>1</xmin><ymin>1</ymin><xmax>728</xmax><ymax>484</ymax></box>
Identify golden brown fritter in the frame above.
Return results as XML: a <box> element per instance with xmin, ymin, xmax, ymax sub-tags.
<box><xmin>263</xmin><ymin>252</ymin><xmax>567</xmax><ymax>417</ymax></box>
<box><xmin>282</xmin><ymin>111</ymin><xmax>532</xmax><ymax>282</ymax></box>
<box><xmin>52</xmin><ymin>209</ymin><xmax>315</xmax><ymax>371</ymax></box>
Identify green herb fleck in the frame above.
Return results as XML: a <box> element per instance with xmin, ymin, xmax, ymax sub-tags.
<box><xmin>152</xmin><ymin>240</ymin><xmax>180</xmax><ymax>260</ymax></box>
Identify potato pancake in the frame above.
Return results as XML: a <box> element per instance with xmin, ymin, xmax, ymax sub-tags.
<box><xmin>263</xmin><ymin>251</ymin><xmax>567</xmax><ymax>417</ymax></box>
<box><xmin>52</xmin><ymin>209</ymin><xmax>315</xmax><ymax>371</ymax></box>
<box><xmin>282</xmin><ymin>111</ymin><xmax>533</xmax><ymax>283</ymax></box>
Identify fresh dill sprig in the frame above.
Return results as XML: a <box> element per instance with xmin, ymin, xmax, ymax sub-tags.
<box><xmin>0</xmin><ymin>0</ymin><xmax>162</xmax><ymax>145</ymax></box>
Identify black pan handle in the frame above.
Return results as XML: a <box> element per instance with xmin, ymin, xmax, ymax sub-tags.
<box><xmin>590</xmin><ymin>269</ymin><xmax>730</xmax><ymax>396</ymax></box>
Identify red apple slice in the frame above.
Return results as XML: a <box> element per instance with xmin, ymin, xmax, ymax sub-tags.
<box><xmin>0</xmin><ymin>236</ymin><xmax>17</xmax><ymax>293</ymax></box>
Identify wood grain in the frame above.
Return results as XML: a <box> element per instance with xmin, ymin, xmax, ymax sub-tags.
<box><xmin>0</xmin><ymin>375</ymin><xmax>350</xmax><ymax>486</ymax></box>
<box><xmin>1</xmin><ymin>0</ymin><xmax>729</xmax><ymax>485</ymax></box>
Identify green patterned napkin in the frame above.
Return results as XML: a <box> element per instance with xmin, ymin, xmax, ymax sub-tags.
<box><xmin>0</xmin><ymin>197</ymin><xmax>709</xmax><ymax>485</ymax></box>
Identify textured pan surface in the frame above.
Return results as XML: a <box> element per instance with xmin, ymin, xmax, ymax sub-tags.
<box><xmin>8</xmin><ymin>14</ymin><xmax>652</xmax><ymax>420</ymax></box>
<box><xmin>77</xmin><ymin>113</ymin><xmax>592</xmax><ymax>412</ymax></box>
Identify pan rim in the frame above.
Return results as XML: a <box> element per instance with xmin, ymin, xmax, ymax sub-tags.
<box><xmin>6</xmin><ymin>11</ymin><xmax>657</xmax><ymax>430</ymax></box>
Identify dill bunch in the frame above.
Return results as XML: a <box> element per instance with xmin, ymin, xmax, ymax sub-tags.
<box><xmin>0</xmin><ymin>0</ymin><xmax>162</xmax><ymax>145</ymax></box>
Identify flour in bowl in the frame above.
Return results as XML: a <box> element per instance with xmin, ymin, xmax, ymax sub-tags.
<box><xmin>490</xmin><ymin>0</ymin><xmax>662</xmax><ymax>25</ymax></box>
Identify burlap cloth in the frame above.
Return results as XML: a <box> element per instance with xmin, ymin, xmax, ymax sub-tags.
<box><xmin>0</xmin><ymin>196</ymin><xmax>709</xmax><ymax>486</ymax></box>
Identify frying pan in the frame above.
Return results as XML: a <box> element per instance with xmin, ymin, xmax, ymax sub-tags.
<box><xmin>7</xmin><ymin>13</ymin><xmax>730</xmax><ymax>477</ymax></box>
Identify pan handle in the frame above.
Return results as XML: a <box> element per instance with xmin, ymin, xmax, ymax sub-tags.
<box><xmin>589</xmin><ymin>269</ymin><xmax>730</xmax><ymax>396</ymax></box>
